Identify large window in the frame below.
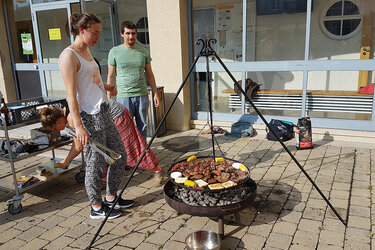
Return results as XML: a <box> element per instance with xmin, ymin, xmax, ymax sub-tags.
<box><xmin>193</xmin><ymin>0</ymin><xmax>243</xmax><ymax>63</ymax></box>
<box><xmin>321</xmin><ymin>0</ymin><xmax>362</xmax><ymax>39</ymax></box>
<box><xmin>116</xmin><ymin>0</ymin><xmax>149</xmax><ymax>49</ymax></box>
<box><xmin>7</xmin><ymin>0</ymin><xmax>37</xmax><ymax>63</ymax></box>
<box><xmin>244</xmin><ymin>71</ymin><xmax>304</xmax><ymax>117</ymax></box>
<box><xmin>251</xmin><ymin>1</ymin><xmax>307</xmax><ymax>61</ymax></box>
<box><xmin>191</xmin><ymin>0</ymin><xmax>375</xmax><ymax>131</ymax></box>
<box><xmin>136</xmin><ymin>17</ymin><xmax>150</xmax><ymax>45</ymax></box>
<box><xmin>306</xmin><ymin>71</ymin><xmax>374</xmax><ymax>120</ymax></box>
<box><xmin>309</xmin><ymin>0</ymin><xmax>369</xmax><ymax>60</ymax></box>
<box><xmin>193</xmin><ymin>72</ymin><xmax>242</xmax><ymax>114</ymax></box>
<box><xmin>31</xmin><ymin>0</ymin><xmax>64</xmax><ymax>3</ymax></box>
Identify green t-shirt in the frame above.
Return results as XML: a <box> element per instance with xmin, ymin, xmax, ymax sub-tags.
<box><xmin>108</xmin><ymin>44</ymin><xmax>151</xmax><ymax>98</ymax></box>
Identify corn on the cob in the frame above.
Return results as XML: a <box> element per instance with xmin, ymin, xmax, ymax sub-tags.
<box><xmin>187</xmin><ymin>155</ymin><xmax>196</xmax><ymax>162</ymax></box>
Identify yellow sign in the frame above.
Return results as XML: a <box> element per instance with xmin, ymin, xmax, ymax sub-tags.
<box><xmin>48</xmin><ymin>28</ymin><xmax>61</xmax><ymax>40</ymax></box>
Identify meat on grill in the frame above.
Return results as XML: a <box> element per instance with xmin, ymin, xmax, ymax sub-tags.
<box><xmin>171</xmin><ymin>157</ymin><xmax>248</xmax><ymax>185</ymax></box>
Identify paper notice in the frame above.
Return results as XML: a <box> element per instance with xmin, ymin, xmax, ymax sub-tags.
<box><xmin>21</xmin><ymin>33</ymin><xmax>33</xmax><ymax>55</ymax></box>
<box><xmin>48</xmin><ymin>28</ymin><xmax>61</xmax><ymax>40</ymax></box>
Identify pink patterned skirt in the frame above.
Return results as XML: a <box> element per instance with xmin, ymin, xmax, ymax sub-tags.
<box><xmin>113</xmin><ymin>108</ymin><xmax>159</xmax><ymax>170</ymax></box>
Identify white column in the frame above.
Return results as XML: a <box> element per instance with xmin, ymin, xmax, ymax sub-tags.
<box><xmin>146</xmin><ymin>0</ymin><xmax>191</xmax><ymax>131</ymax></box>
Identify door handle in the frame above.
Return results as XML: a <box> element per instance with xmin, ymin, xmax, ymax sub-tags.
<box><xmin>34</xmin><ymin>64</ymin><xmax>38</xmax><ymax>69</ymax></box>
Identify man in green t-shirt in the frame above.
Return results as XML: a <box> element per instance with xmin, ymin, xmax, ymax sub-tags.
<box><xmin>107</xmin><ymin>20</ymin><xmax>159</xmax><ymax>140</ymax></box>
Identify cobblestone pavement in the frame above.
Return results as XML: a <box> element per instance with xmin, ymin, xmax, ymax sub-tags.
<box><xmin>0</xmin><ymin>129</ymin><xmax>374</xmax><ymax>249</ymax></box>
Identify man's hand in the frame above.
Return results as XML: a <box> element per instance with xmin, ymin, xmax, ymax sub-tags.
<box><xmin>75</xmin><ymin>126</ymin><xmax>90</xmax><ymax>145</ymax></box>
<box><xmin>109</xmin><ymin>88</ymin><xmax>118</xmax><ymax>97</ymax></box>
<box><xmin>104</xmin><ymin>82</ymin><xmax>116</xmax><ymax>93</ymax></box>
<box><xmin>153</xmin><ymin>93</ymin><xmax>160</xmax><ymax>108</ymax></box>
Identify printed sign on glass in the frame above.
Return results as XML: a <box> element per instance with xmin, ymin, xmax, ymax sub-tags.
<box><xmin>21</xmin><ymin>33</ymin><xmax>33</xmax><ymax>55</ymax></box>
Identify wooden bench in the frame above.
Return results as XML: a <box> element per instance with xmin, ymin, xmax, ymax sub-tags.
<box><xmin>223</xmin><ymin>89</ymin><xmax>373</xmax><ymax>114</ymax></box>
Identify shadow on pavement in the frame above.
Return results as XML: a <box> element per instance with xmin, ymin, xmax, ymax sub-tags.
<box><xmin>161</xmin><ymin>135</ymin><xmax>212</xmax><ymax>152</ymax></box>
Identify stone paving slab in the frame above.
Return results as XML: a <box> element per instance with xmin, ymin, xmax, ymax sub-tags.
<box><xmin>0</xmin><ymin>129</ymin><xmax>373</xmax><ymax>249</ymax></box>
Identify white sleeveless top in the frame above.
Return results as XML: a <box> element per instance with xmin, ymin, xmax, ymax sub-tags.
<box><xmin>60</xmin><ymin>48</ymin><xmax>108</xmax><ymax>114</ymax></box>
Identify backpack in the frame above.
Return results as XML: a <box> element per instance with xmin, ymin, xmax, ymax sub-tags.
<box><xmin>234</xmin><ymin>78</ymin><xmax>260</xmax><ymax>99</ymax></box>
<box><xmin>266</xmin><ymin>119</ymin><xmax>294</xmax><ymax>141</ymax></box>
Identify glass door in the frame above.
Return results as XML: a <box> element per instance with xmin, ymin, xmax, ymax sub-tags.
<box><xmin>31</xmin><ymin>1</ymin><xmax>117</xmax><ymax>98</ymax></box>
<box><xmin>71</xmin><ymin>0</ymin><xmax>118</xmax><ymax>82</ymax></box>
<box><xmin>31</xmin><ymin>3</ymin><xmax>72</xmax><ymax>98</ymax></box>
<box><xmin>7</xmin><ymin>0</ymin><xmax>41</xmax><ymax>100</ymax></box>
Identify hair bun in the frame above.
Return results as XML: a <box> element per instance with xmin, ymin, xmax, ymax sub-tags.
<box><xmin>69</xmin><ymin>12</ymin><xmax>101</xmax><ymax>36</ymax></box>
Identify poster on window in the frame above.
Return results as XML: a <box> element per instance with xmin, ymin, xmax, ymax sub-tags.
<box><xmin>21</xmin><ymin>33</ymin><xmax>33</xmax><ymax>55</ymax></box>
<box><xmin>48</xmin><ymin>28</ymin><xmax>61</xmax><ymax>40</ymax></box>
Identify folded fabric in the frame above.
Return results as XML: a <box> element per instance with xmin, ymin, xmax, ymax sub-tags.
<box><xmin>225</xmin><ymin>121</ymin><xmax>253</xmax><ymax>138</ymax></box>
<box><xmin>359</xmin><ymin>83</ymin><xmax>374</xmax><ymax>94</ymax></box>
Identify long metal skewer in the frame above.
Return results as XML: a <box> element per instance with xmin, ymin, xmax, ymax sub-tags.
<box><xmin>65</xmin><ymin>125</ymin><xmax>120</xmax><ymax>165</ymax></box>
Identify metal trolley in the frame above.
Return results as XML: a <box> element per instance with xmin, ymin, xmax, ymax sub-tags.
<box><xmin>0</xmin><ymin>97</ymin><xmax>84</xmax><ymax>214</ymax></box>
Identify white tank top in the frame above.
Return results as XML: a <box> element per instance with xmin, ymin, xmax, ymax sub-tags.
<box><xmin>61</xmin><ymin>48</ymin><xmax>108</xmax><ymax>114</ymax></box>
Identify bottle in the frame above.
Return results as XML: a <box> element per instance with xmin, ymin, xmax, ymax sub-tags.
<box><xmin>1</xmin><ymin>98</ymin><xmax>10</xmax><ymax>126</ymax></box>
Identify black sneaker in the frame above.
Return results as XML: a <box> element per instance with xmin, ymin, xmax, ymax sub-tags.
<box><xmin>104</xmin><ymin>196</ymin><xmax>134</xmax><ymax>209</ymax></box>
<box><xmin>90</xmin><ymin>203</ymin><xmax>122</xmax><ymax>220</ymax></box>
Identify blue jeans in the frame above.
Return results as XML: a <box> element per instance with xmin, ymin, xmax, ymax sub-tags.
<box><xmin>117</xmin><ymin>96</ymin><xmax>149</xmax><ymax>140</ymax></box>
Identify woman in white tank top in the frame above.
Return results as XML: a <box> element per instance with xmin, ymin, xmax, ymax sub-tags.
<box><xmin>59</xmin><ymin>15</ymin><xmax>115</xmax><ymax>145</ymax></box>
<box><xmin>59</xmin><ymin>13</ymin><xmax>132</xmax><ymax>220</ymax></box>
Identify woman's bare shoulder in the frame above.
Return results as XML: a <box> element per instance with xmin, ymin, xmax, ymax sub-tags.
<box><xmin>59</xmin><ymin>47</ymin><xmax>79</xmax><ymax>69</ymax></box>
<box><xmin>60</xmin><ymin>48</ymin><xmax>76</xmax><ymax>61</ymax></box>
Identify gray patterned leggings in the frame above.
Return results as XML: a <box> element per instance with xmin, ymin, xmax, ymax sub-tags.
<box><xmin>81</xmin><ymin>103</ymin><xmax>127</xmax><ymax>205</ymax></box>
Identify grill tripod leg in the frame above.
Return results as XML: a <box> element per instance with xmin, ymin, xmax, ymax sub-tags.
<box><xmin>218</xmin><ymin>217</ymin><xmax>224</xmax><ymax>239</ymax></box>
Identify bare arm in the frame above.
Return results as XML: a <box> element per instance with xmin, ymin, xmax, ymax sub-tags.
<box><xmin>58</xmin><ymin>115</ymin><xmax>83</xmax><ymax>169</ymax></box>
<box><xmin>145</xmin><ymin>63</ymin><xmax>159</xmax><ymax>107</ymax></box>
<box><xmin>106</xmin><ymin>64</ymin><xmax>117</xmax><ymax>97</ymax></box>
<box><xmin>59</xmin><ymin>49</ymin><xmax>89</xmax><ymax>145</ymax></box>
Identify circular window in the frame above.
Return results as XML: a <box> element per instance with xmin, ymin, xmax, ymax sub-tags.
<box><xmin>321</xmin><ymin>0</ymin><xmax>362</xmax><ymax>40</ymax></box>
<box><xmin>136</xmin><ymin>17</ymin><xmax>149</xmax><ymax>45</ymax></box>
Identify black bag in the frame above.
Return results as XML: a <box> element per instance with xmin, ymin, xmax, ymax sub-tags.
<box><xmin>266</xmin><ymin>119</ymin><xmax>294</xmax><ymax>141</ymax></box>
<box><xmin>1</xmin><ymin>140</ymin><xmax>27</xmax><ymax>154</ymax></box>
<box><xmin>234</xmin><ymin>78</ymin><xmax>260</xmax><ymax>99</ymax></box>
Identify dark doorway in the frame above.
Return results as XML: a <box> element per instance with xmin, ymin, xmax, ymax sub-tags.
<box><xmin>16</xmin><ymin>71</ymin><xmax>42</xmax><ymax>100</ymax></box>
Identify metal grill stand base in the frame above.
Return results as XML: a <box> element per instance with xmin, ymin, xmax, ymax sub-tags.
<box><xmin>218</xmin><ymin>217</ymin><xmax>224</xmax><ymax>239</ymax></box>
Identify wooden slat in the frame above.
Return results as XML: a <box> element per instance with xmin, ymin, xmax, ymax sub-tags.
<box><xmin>222</xmin><ymin>89</ymin><xmax>373</xmax><ymax>96</ymax></box>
